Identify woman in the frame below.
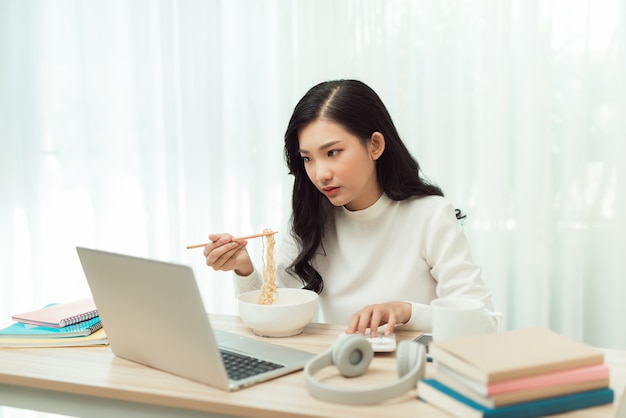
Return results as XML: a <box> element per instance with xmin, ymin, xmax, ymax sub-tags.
<box><xmin>204</xmin><ymin>79</ymin><xmax>496</xmax><ymax>336</ymax></box>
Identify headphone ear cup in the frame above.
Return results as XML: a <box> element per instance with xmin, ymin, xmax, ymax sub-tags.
<box><xmin>331</xmin><ymin>334</ymin><xmax>374</xmax><ymax>377</ymax></box>
<box><xmin>396</xmin><ymin>340</ymin><xmax>426</xmax><ymax>379</ymax></box>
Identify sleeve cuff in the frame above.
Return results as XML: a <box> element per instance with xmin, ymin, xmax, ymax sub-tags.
<box><xmin>233</xmin><ymin>267</ymin><xmax>262</xmax><ymax>295</ymax></box>
<box><xmin>399</xmin><ymin>301</ymin><xmax>432</xmax><ymax>332</ymax></box>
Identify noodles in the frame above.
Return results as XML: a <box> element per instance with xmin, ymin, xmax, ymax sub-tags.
<box><xmin>257</xmin><ymin>228</ymin><xmax>278</xmax><ymax>305</ymax></box>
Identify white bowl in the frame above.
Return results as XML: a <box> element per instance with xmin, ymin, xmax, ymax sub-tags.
<box><xmin>238</xmin><ymin>288</ymin><xmax>319</xmax><ymax>337</ymax></box>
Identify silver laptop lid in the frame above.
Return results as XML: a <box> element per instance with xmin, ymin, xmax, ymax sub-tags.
<box><xmin>76</xmin><ymin>246</ymin><xmax>313</xmax><ymax>391</ymax></box>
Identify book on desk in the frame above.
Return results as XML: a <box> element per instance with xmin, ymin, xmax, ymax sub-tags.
<box><xmin>418</xmin><ymin>327</ymin><xmax>614</xmax><ymax>417</ymax></box>
<box><xmin>0</xmin><ymin>328</ymin><xmax>108</xmax><ymax>348</ymax></box>
<box><xmin>0</xmin><ymin>316</ymin><xmax>103</xmax><ymax>339</ymax></box>
<box><xmin>11</xmin><ymin>298</ymin><xmax>98</xmax><ymax>328</ymax></box>
<box><xmin>419</xmin><ymin>379</ymin><xmax>614</xmax><ymax>418</ymax></box>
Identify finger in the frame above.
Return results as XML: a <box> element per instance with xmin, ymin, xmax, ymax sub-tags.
<box><xmin>369</xmin><ymin>310</ymin><xmax>384</xmax><ymax>337</ymax></box>
<box><xmin>206</xmin><ymin>241</ymin><xmax>240</xmax><ymax>269</ymax></box>
<box><xmin>345</xmin><ymin>314</ymin><xmax>360</xmax><ymax>334</ymax></box>
<box><xmin>215</xmin><ymin>243</ymin><xmax>246</xmax><ymax>269</ymax></box>
<box><xmin>356</xmin><ymin>310</ymin><xmax>373</xmax><ymax>335</ymax></box>
<box><xmin>385</xmin><ymin>312</ymin><xmax>398</xmax><ymax>336</ymax></box>
<box><xmin>203</xmin><ymin>234</ymin><xmax>232</xmax><ymax>257</ymax></box>
<box><xmin>208</xmin><ymin>233</ymin><xmax>232</xmax><ymax>242</ymax></box>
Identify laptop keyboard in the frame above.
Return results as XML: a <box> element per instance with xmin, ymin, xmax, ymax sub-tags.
<box><xmin>220</xmin><ymin>349</ymin><xmax>284</xmax><ymax>381</ymax></box>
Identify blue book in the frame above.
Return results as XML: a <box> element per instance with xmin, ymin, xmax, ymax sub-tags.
<box><xmin>417</xmin><ymin>378</ymin><xmax>614</xmax><ymax>418</ymax></box>
<box><xmin>0</xmin><ymin>316</ymin><xmax>102</xmax><ymax>339</ymax></box>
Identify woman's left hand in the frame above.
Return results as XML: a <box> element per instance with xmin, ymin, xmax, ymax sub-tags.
<box><xmin>345</xmin><ymin>302</ymin><xmax>412</xmax><ymax>336</ymax></box>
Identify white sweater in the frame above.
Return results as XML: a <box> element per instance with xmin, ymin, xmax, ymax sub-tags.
<box><xmin>234</xmin><ymin>194</ymin><xmax>496</xmax><ymax>332</ymax></box>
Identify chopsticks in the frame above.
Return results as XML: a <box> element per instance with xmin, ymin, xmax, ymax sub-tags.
<box><xmin>185</xmin><ymin>231</ymin><xmax>278</xmax><ymax>249</ymax></box>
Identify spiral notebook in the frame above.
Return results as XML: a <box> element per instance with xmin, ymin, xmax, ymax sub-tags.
<box><xmin>0</xmin><ymin>316</ymin><xmax>103</xmax><ymax>339</ymax></box>
<box><xmin>11</xmin><ymin>298</ymin><xmax>98</xmax><ymax>328</ymax></box>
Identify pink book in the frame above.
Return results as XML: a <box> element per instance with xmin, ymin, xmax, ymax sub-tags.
<box><xmin>11</xmin><ymin>298</ymin><xmax>98</xmax><ymax>328</ymax></box>
<box><xmin>436</xmin><ymin>363</ymin><xmax>610</xmax><ymax>396</ymax></box>
<box><xmin>488</xmin><ymin>364</ymin><xmax>610</xmax><ymax>395</ymax></box>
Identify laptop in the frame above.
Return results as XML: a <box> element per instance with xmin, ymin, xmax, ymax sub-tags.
<box><xmin>76</xmin><ymin>246</ymin><xmax>315</xmax><ymax>391</ymax></box>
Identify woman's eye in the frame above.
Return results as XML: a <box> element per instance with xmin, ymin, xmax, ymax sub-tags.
<box><xmin>301</xmin><ymin>155</ymin><xmax>311</xmax><ymax>162</ymax></box>
<box><xmin>328</xmin><ymin>150</ymin><xmax>340</xmax><ymax>157</ymax></box>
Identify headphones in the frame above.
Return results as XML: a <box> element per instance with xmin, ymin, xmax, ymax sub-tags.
<box><xmin>304</xmin><ymin>333</ymin><xmax>426</xmax><ymax>405</ymax></box>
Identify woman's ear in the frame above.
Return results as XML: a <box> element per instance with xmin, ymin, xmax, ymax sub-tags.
<box><xmin>369</xmin><ymin>132</ymin><xmax>385</xmax><ymax>160</ymax></box>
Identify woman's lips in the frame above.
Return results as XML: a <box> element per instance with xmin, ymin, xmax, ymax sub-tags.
<box><xmin>322</xmin><ymin>186</ymin><xmax>340</xmax><ymax>196</ymax></box>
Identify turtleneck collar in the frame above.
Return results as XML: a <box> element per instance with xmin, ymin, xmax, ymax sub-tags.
<box><xmin>339</xmin><ymin>193</ymin><xmax>392</xmax><ymax>220</ymax></box>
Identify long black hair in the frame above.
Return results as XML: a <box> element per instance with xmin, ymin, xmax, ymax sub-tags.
<box><xmin>284</xmin><ymin>79</ymin><xmax>461</xmax><ymax>293</ymax></box>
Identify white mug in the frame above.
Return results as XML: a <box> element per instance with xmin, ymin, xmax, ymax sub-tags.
<box><xmin>431</xmin><ymin>298</ymin><xmax>504</xmax><ymax>342</ymax></box>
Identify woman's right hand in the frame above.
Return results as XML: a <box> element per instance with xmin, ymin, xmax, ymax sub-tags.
<box><xmin>203</xmin><ymin>233</ymin><xmax>254</xmax><ymax>276</ymax></box>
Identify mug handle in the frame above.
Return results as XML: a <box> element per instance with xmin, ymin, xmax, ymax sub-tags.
<box><xmin>484</xmin><ymin>311</ymin><xmax>505</xmax><ymax>333</ymax></box>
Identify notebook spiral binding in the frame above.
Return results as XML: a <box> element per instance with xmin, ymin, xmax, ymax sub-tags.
<box><xmin>62</xmin><ymin>316</ymin><xmax>102</xmax><ymax>333</ymax></box>
<box><xmin>59</xmin><ymin>310</ymin><xmax>99</xmax><ymax>327</ymax></box>
<box><xmin>88</xmin><ymin>321</ymin><xmax>103</xmax><ymax>333</ymax></box>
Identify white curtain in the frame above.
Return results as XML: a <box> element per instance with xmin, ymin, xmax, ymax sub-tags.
<box><xmin>1</xmin><ymin>0</ymin><xmax>625</xmax><ymax>353</ymax></box>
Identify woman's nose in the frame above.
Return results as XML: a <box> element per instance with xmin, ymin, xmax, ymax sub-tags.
<box><xmin>315</xmin><ymin>162</ymin><xmax>332</xmax><ymax>182</ymax></box>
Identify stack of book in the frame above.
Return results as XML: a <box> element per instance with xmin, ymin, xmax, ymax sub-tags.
<box><xmin>417</xmin><ymin>327</ymin><xmax>614</xmax><ymax>418</ymax></box>
<box><xmin>0</xmin><ymin>298</ymin><xmax>108</xmax><ymax>348</ymax></box>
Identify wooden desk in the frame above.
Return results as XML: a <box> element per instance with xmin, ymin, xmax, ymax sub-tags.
<box><xmin>0</xmin><ymin>314</ymin><xmax>624</xmax><ymax>418</ymax></box>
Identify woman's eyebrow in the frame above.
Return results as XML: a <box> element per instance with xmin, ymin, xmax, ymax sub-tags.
<box><xmin>299</xmin><ymin>140</ymin><xmax>342</xmax><ymax>154</ymax></box>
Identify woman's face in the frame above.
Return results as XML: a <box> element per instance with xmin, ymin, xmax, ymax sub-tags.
<box><xmin>298</xmin><ymin>119</ymin><xmax>384</xmax><ymax>211</ymax></box>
